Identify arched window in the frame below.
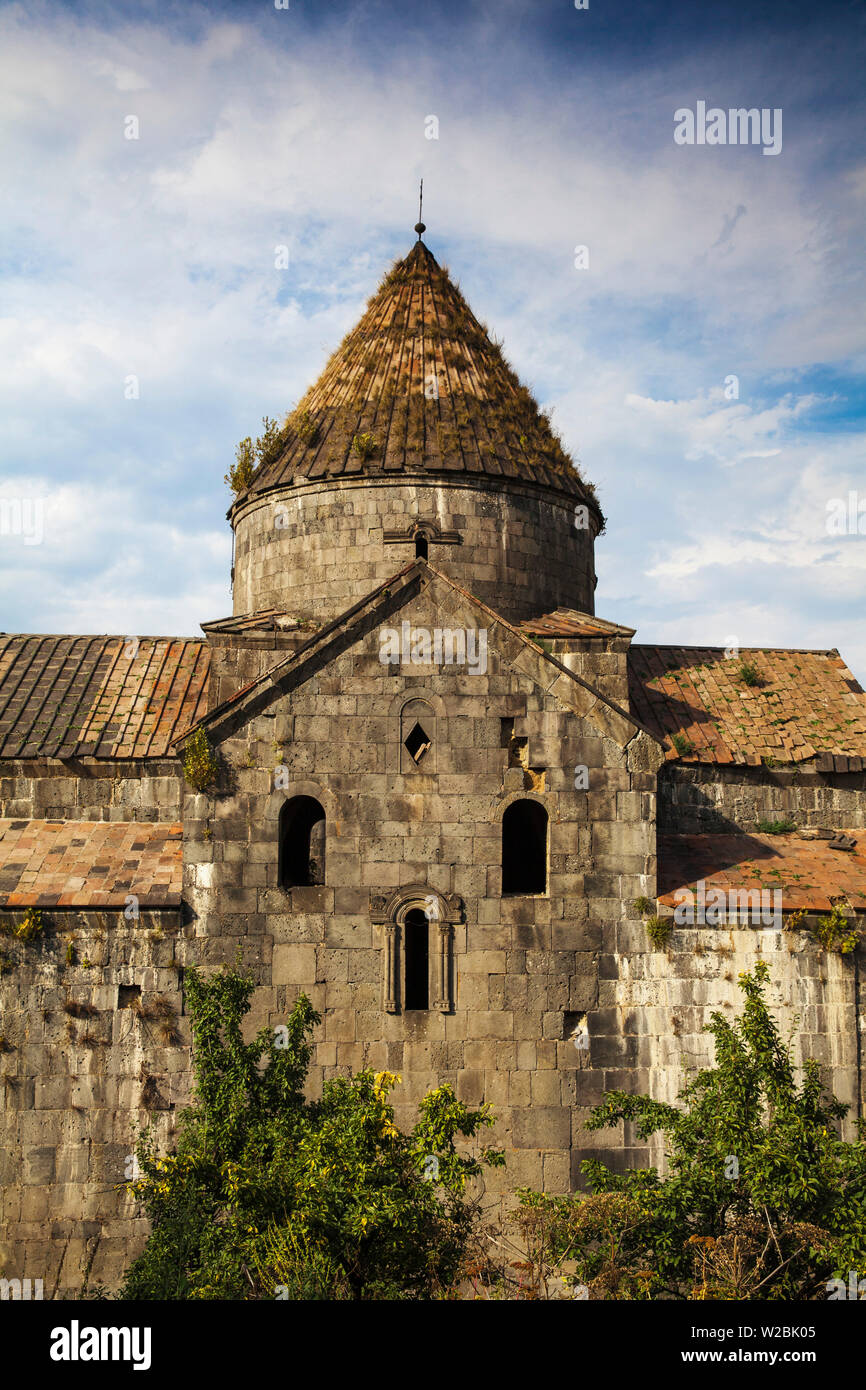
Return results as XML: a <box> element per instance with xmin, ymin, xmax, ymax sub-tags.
<box><xmin>403</xmin><ymin>907</ymin><xmax>429</xmax><ymax>1009</ymax></box>
<box><xmin>278</xmin><ymin>796</ymin><xmax>326</xmax><ymax>888</ymax></box>
<box><xmin>414</xmin><ymin>531</ymin><xmax>429</xmax><ymax>560</ymax></box>
<box><xmin>501</xmin><ymin>800</ymin><xmax>548</xmax><ymax>895</ymax></box>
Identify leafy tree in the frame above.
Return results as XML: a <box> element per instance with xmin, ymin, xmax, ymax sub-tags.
<box><xmin>514</xmin><ymin>963</ymin><xmax>866</xmax><ymax>1300</ymax></box>
<box><xmin>120</xmin><ymin>961</ymin><xmax>503</xmax><ymax>1300</ymax></box>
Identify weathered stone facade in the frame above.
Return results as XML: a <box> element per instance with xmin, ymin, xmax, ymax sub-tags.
<box><xmin>0</xmin><ymin>907</ymin><xmax>188</xmax><ymax>1294</ymax></box>
<box><xmin>232</xmin><ymin>476</ymin><xmax>598</xmax><ymax>627</ymax></box>
<box><xmin>659</xmin><ymin>761</ymin><xmax>866</xmax><ymax>834</ymax></box>
<box><xmin>182</xmin><ymin>567</ymin><xmax>661</xmax><ymax>1197</ymax></box>
<box><xmin>0</xmin><ymin>233</ymin><xmax>864</xmax><ymax>1297</ymax></box>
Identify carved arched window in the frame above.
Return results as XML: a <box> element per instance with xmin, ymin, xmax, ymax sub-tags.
<box><xmin>502</xmin><ymin>800</ymin><xmax>548</xmax><ymax>895</ymax></box>
<box><xmin>278</xmin><ymin>796</ymin><xmax>326</xmax><ymax>888</ymax></box>
<box><xmin>403</xmin><ymin>908</ymin><xmax>430</xmax><ymax>1009</ymax></box>
<box><xmin>371</xmin><ymin>886</ymin><xmax>462</xmax><ymax>1014</ymax></box>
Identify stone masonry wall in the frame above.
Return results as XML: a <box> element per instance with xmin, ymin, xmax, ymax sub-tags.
<box><xmin>595</xmin><ymin>922</ymin><xmax>865</xmax><ymax>1171</ymax></box>
<box><xmin>0</xmin><ymin>906</ymin><xmax>189</xmax><ymax>1296</ymax></box>
<box><xmin>231</xmin><ymin>475</ymin><xmax>597</xmax><ymax>626</ymax></box>
<box><xmin>183</xmin><ymin>578</ymin><xmax>658</xmax><ymax>1199</ymax></box>
<box><xmin>545</xmin><ymin>637</ymin><xmax>632</xmax><ymax>710</ymax></box>
<box><xmin>0</xmin><ymin>759</ymin><xmax>183</xmax><ymax>823</ymax></box>
<box><xmin>660</xmin><ymin>763</ymin><xmax>866</xmax><ymax>833</ymax></box>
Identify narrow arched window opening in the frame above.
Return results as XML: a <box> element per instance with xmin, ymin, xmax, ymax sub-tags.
<box><xmin>278</xmin><ymin>796</ymin><xmax>326</xmax><ymax>888</ymax></box>
<box><xmin>501</xmin><ymin>800</ymin><xmax>548</xmax><ymax>895</ymax></box>
<box><xmin>403</xmin><ymin>908</ymin><xmax>429</xmax><ymax>1009</ymax></box>
<box><xmin>414</xmin><ymin>532</ymin><xmax>429</xmax><ymax>559</ymax></box>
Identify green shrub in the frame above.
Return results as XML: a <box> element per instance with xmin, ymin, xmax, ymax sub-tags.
<box><xmin>120</xmin><ymin>960</ymin><xmax>503</xmax><ymax>1300</ymax></box>
<box><xmin>738</xmin><ymin>660</ymin><xmax>762</xmax><ymax>687</ymax></box>
<box><xmin>225</xmin><ymin>417</ymin><xmax>288</xmax><ymax>494</ymax></box>
<box><xmin>645</xmin><ymin>915</ymin><xmax>673</xmax><ymax>949</ymax></box>
<box><xmin>352</xmin><ymin>432</ymin><xmax>377</xmax><ymax>460</ymax></box>
<box><xmin>788</xmin><ymin>904</ymin><xmax>862</xmax><ymax>955</ymax></box>
<box><xmin>224</xmin><ymin>437</ymin><xmax>255</xmax><ymax>496</ymax></box>
<box><xmin>294</xmin><ymin>410</ymin><xmax>319</xmax><ymax>447</ymax></box>
<box><xmin>517</xmin><ymin>963</ymin><xmax>866</xmax><ymax>1300</ymax></box>
<box><xmin>756</xmin><ymin>818</ymin><xmax>796</xmax><ymax>834</ymax></box>
<box><xmin>0</xmin><ymin>906</ymin><xmax>45</xmax><ymax>942</ymax></box>
<box><xmin>671</xmin><ymin>733</ymin><xmax>695</xmax><ymax>757</ymax></box>
<box><xmin>182</xmin><ymin>728</ymin><xmax>219</xmax><ymax>793</ymax></box>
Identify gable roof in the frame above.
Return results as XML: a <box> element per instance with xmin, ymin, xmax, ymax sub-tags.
<box><xmin>177</xmin><ymin>559</ymin><xmax>654</xmax><ymax>751</ymax></box>
<box><xmin>629</xmin><ymin>645</ymin><xmax>866</xmax><ymax>766</ymax></box>
<box><xmin>0</xmin><ymin>635</ymin><xmax>209</xmax><ymax>760</ymax></box>
<box><xmin>0</xmin><ymin>818</ymin><xmax>183</xmax><ymax>908</ymax></box>
<box><xmin>234</xmin><ymin>240</ymin><xmax>602</xmax><ymax>521</ymax></box>
<box><xmin>518</xmin><ymin>609</ymin><xmax>635</xmax><ymax>641</ymax></box>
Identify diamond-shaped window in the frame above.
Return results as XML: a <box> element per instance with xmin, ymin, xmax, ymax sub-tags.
<box><xmin>404</xmin><ymin>721</ymin><xmax>431</xmax><ymax>764</ymax></box>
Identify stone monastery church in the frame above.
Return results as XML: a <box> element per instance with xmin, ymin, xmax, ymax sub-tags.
<box><xmin>1</xmin><ymin>230</ymin><xmax>865</xmax><ymax>1294</ymax></box>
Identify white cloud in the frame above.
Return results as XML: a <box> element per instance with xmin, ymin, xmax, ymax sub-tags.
<box><xmin>0</xmin><ymin>4</ymin><xmax>863</xmax><ymax>681</ymax></box>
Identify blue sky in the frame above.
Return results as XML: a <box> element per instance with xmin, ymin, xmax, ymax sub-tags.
<box><xmin>1</xmin><ymin>0</ymin><xmax>864</xmax><ymax>677</ymax></box>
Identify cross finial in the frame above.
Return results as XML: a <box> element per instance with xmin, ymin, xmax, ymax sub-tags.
<box><xmin>414</xmin><ymin>179</ymin><xmax>426</xmax><ymax>238</ymax></box>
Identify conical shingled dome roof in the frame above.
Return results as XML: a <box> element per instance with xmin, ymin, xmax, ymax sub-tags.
<box><xmin>241</xmin><ymin>240</ymin><xmax>602</xmax><ymax>521</ymax></box>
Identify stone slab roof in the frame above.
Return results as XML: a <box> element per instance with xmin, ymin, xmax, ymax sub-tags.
<box><xmin>658</xmin><ymin>829</ymin><xmax>866</xmax><ymax>914</ymax></box>
<box><xmin>200</xmin><ymin>610</ymin><xmax>319</xmax><ymax>637</ymax></box>
<box><xmin>234</xmin><ymin>241</ymin><xmax>601</xmax><ymax>517</ymax></box>
<box><xmin>0</xmin><ymin>818</ymin><xmax>183</xmax><ymax>908</ymax></box>
<box><xmin>518</xmin><ymin>609</ymin><xmax>636</xmax><ymax>640</ymax></box>
<box><xmin>629</xmin><ymin>645</ymin><xmax>866</xmax><ymax>766</ymax></box>
<box><xmin>0</xmin><ymin>635</ymin><xmax>210</xmax><ymax>760</ymax></box>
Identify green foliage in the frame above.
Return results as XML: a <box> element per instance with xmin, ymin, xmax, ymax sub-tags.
<box><xmin>671</xmin><ymin>733</ymin><xmax>695</xmax><ymax>757</ymax></box>
<box><xmin>351</xmin><ymin>431</ymin><xmax>377</xmax><ymax>460</ymax></box>
<box><xmin>225</xmin><ymin>417</ymin><xmax>288</xmax><ymax>495</ymax></box>
<box><xmin>524</xmin><ymin>963</ymin><xmax>866</xmax><ymax>1299</ymax></box>
<box><xmin>645</xmin><ymin>915</ymin><xmax>673</xmax><ymax>949</ymax></box>
<box><xmin>788</xmin><ymin>905</ymin><xmax>862</xmax><ymax>956</ymax></box>
<box><xmin>294</xmin><ymin>409</ymin><xmax>319</xmax><ymax>447</ymax></box>
<box><xmin>738</xmin><ymin>660</ymin><xmax>762</xmax><ymax>687</ymax></box>
<box><xmin>756</xmin><ymin>818</ymin><xmax>797</xmax><ymax>834</ymax></box>
<box><xmin>224</xmin><ymin>437</ymin><xmax>255</xmax><ymax>496</ymax></box>
<box><xmin>120</xmin><ymin>961</ymin><xmax>502</xmax><ymax>1300</ymax></box>
<box><xmin>182</xmin><ymin>728</ymin><xmax>219</xmax><ymax>793</ymax></box>
<box><xmin>632</xmin><ymin>896</ymin><xmax>653</xmax><ymax>917</ymax></box>
<box><xmin>0</xmin><ymin>906</ymin><xmax>45</xmax><ymax>942</ymax></box>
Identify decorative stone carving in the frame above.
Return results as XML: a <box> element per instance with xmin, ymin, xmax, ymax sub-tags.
<box><xmin>372</xmin><ymin>885</ymin><xmax>462</xmax><ymax>1013</ymax></box>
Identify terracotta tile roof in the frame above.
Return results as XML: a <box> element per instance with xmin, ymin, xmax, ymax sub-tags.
<box><xmin>236</xmin><ymin>241</ymin><xmax>602</xmax><ymax>518</ymax></box>
<box><xmin>518</xmin><ymin>609</ymin><xmax>635</xmax><ymax>640</ymax></box>
<box><xmin>0</xmin><ymin>819</ymin><xmax>183</xmax><ymax>908</ymax></box>
<box><xmin>629</xmin><ymin>646</ymin><xmax>866</xmax><ymax>766</ymax></box>
<box><xmin>0</xmin><ymin>635</ymin><xmax>210</xmax><ymax>759</ymax></box>
<box><xmin>658</xmin><ymin>830</ymin><xmax>866</xmax><ymax>914</ymax></box>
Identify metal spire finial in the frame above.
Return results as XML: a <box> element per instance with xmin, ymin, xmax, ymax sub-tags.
<box><xmin>414</xmin><ymin>179</ymin><xmax>426</xmax><ymax>238</ymax></box>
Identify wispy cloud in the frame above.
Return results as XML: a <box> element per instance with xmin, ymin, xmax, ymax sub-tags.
<box><xmin>0</xmin><ymin>1</ymin><xmax>863</xmax><ymax>677</ymax></box>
